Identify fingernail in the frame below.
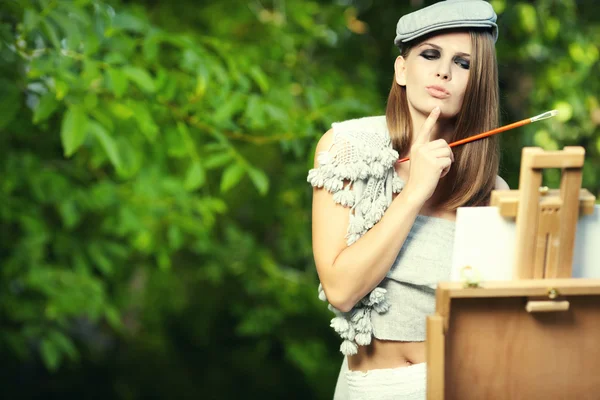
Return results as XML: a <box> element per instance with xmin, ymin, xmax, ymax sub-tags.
<box><xmin>434</xmin><ymin>107</ymin><xmax>441</xmax><ymax>114</ymax></box>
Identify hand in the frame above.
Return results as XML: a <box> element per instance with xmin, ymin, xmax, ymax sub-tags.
<box><xmin>403</xmin><ymin>107</ymin><xmax>454</xmax><ymax>204</ymax></box>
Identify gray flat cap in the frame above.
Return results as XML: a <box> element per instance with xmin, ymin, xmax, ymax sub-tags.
<box><xmin>394</xmin><ymin>0</ymin><xmax>498</xmax><ymax>47</ymax></box>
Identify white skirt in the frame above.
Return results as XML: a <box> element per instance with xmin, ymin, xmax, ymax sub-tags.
<box><xmin>334</xmin><ymin>356</ymin><xmax>426</xmax><ymax>400</ymax></box>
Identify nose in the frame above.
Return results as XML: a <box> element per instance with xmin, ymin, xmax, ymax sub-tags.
<box><xmin>436</xmin><ymin>62</ymin><xmax>452</xmax><ymax>81</ymax></box>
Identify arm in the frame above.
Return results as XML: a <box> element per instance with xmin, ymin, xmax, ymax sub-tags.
<box><xmin>311</xmin><ymin>108</ymin><xmax>452</xmax><ymax>312</ymax></box>
<box><xmin>311</xmin><ymin>132</ymin><xmax>423</xmax><ymax>312</ymax></box>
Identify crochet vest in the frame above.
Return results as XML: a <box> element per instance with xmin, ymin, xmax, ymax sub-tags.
<box><xmin>307</xmin><ymin>115</ymin><xmax>455</xmax><ymax>355</ymax></box>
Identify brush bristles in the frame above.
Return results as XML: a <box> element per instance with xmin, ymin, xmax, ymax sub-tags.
<box><xmin>531</xmin><ymin>110</ymin><xmax>559</xmax><ymax>122</ymax></box>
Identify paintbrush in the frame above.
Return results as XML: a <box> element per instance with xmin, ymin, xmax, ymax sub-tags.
<box><xmin>397</xmin><ymin>110</ymin><xmax>559</xmax><ymax>163</ymax></box>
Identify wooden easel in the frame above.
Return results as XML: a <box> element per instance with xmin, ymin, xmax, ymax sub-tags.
<box><xmin>426</xmin><ymin>147</ymin><xmax>600</xmax><ymax>400</ymax></box>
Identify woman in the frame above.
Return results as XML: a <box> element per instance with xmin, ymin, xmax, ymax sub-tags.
<box><xmin>307</xmin><ymin>1</ymin><xmax>509</xmax><ymax>398</ymax></box>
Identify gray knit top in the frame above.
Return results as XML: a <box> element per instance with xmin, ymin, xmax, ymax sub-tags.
<box><xmin>307</xmin><ymin>115</ymin><xmax>455</xmax><ymax>355</ymax></box>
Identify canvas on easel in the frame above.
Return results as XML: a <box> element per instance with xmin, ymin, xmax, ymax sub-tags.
<box><xmin>450</xmin><ymin>204</ymin><xmax>600</xmax><ymax>281</ymax></box>
<box><xmin>426</xmin><ymin>146</ymin><xmax>600</xmax><ymax>400</ymax></box>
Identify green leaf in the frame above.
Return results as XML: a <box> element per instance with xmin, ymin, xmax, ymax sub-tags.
<box><xmin>220</xmin><ymin>163</ymin><xmax>246</xmax><ymax>192</ymax></box>
<box><xmin>49</xmin><ymin>11</ymin><xmax>82</xmax><ymax>50</ymax></box>
<box><xmin>55</xmin><ymin>80</ymin><xmax>69</xmax><ymax>100</ymax></box>
<box><xmin>114</xmin><ymin>137</ymin><xmax>142</xmax><ymax>178</ymax></box>
<box><xmin>130</xmin><ymin>102</ymin><xmax>159</xmax><ymax>141</ymax></box>
<box><xmin>143</xmin><ymin>33</ymin><xmax>160</xmax><ymax>62</ymax></box>
<box><xmin>41</xmin><ymin>19</ymin><xmax>61</xmax><ymax>49</ymax></box>
<box><xmin>195</xmin><ymin>67</ymin><xmax>208</xmax><ymax>97</ymax></box>
<box><xmin>61</xmin><ymin>105</ymin><xmax>89</xmax><ymax>157</ymax></box>
<box><xmin>285</xmin><ymin>340</ymin><xmax>328</xmax><ymax>377</ymax></box>
<box><xmin>167</xmin><ymin>225</ymin><xmax>184</xmax><ymax>250</ymax></box>
<box><xmin>88</xmin><ymin>121</ymin><xmax>123</xmax><ymax>172</ymax></box>
<box><xmin>244</xmin><ymin>95</ymin><xmax>266</xmax><ymax>129</ymax></box>
<box><xmin>106</xmin><ymin>68</ymin><xmax>128</xmax><ymax>98</ymax></box>
<box><xmin>109</xmin><ymin>102</ymin><xmax>134</xmax><ymax>120</ymax></box>
<box><xmin>157</xmin><ymin>249</ymin><xmax>171</xmax><ymax>271</ymax></box>
<box><xmin>517</xmin><ymin>4</ymin><xmax>537</xmax><ymax>33</ymax></box>
<box><xmin>249</xmin><ymin>66</ymin><xmax>269</xmax><ymax>93</ymax></box>
<box><xmin>206</xmin><ymin>197</ymin><xmax>227</xmax><ymax>214</ymax></box>
<box><xmin>40</xmin><ymin>338</ymin><xmax>62</xmax><ymax>371</ymax></box>
<box><xmin>534</xmin><ymin>129</ymin><xmax>559</xmax><ymax>151</ymax></box>
<box><xmin>204</xmin><ymin>152</ymin><xmax>233</xmax><ymax>169</ymax></box>
<box><xmin>133</xmin><ymin>231</ymin><xmax>152</xmax><ymax>253</ymax></box>
<box><xmin>123</xmin><ymin>66</ymin><xmax>156</xmax><ymax>93</ymax></box>
<box><xmin>89</xmin><ymin>107</ymin><xmax>114</xmax><ymax>131</ymax></box>
<box><xmin>58</xmin><ymin>199</ymin><xmax>80</xmax><ymax>229</ymax></box>
<box><xmin>213</xmin><ymin>92</ymin><xmax>245</xmax><ymax>123</ymax></box>
<box><xmin>553</xmin><ymin>101</ymin><xmax>573</xmax><ymax>122</ymax></box>
<box><xmin>84</xmin><ymin>93</ymin><xmax>98</xmax><ymax>109</ymax></box>
<box><xmin>165</xmin><ymin>126</ymin><xmax>187</xmax><ymax>158</ymax></box>
<box><xmin>0</xmin><ymin>80</ymin><xmax>20</xmax><ymax>129</ymax></box>
<box><xmin>247</xmin><ymin>167</ymin><xmax>269</xmax><ymax>196</ymax></box>
<box><xmin>48</xmin><ymin>330</ymin><xmax>79</xmax><ymax>361</ymax></box>
<box><xmin>184</xmin><ymin>161</ymin><xmax>206</xmax><ymax>191</ymax></box>
<box><xmin>88</xmin><ymin>242</ymin><xmax>113</xmax><ymax>275</ymax></box>
<box><xmin>490</xmin><ymin>0</ymin><xmax>506</xmax><ymax>14</ymax></box>
<box><xmin>544</xmin><ymin>17</ymin><xmax>560</xmax><ymax>40</ymax></box>
<box><xmin>105</xmin><ymin>306</ymin><xmax>123</xmax><ymax>331</ymax></box>
<box><xmin>23</xmin><ymin>9</ymin><xmax>40</xmax><ymax>32</ymax></box>
<box><xmin>112</xmin><ymin>12</ymin><xmax>147</xmax><ymax>33</ymax></box>
<box><xmin>105</xmin><ymin>52</ymin><xmax>127</xmax><ymax>65</ymax></box>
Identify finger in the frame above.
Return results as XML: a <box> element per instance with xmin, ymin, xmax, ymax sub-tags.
<box><xmin>438</xmin><ymin>157</ymin><xmax>452</xmax><ymax>177</ymax></box>
<box><xmin>414</xmin><ymin>107</ymin><xmax>441</xmax><ymax>146</ymax></box>
<box><xmin>423</xmin><ymin>139</ymin><xmax>449</xmax><ymax>149</ymax></box>
<box><xmin>424</xmin><ymin>139</ymin><xmax>454</xmax><ymax>161</ymax></box>
<box><xmin>440</xmin><ymin>165</ymin><xmax>450</xmax><ymax>179</ymax></box>
<box><xmin>429</xmin><ymin>147</ymin><xmax>454</xmax><ymax>160</ymax></box>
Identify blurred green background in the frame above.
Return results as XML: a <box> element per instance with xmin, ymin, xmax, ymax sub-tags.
<box><xmin>0</xmin><ymin>0</ymin><xmax>598</xmax><ymax>398</ymax></box>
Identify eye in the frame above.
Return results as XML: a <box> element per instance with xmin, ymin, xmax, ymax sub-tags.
<box><xmin>455</xmin><ymin>57</ymin><xmax>470</xmax><ymax>70</ymax></box>
<box><xmin>419</xmin><ymin>49</ymin><xmax>440</xmax><ymax>60</ymax></box>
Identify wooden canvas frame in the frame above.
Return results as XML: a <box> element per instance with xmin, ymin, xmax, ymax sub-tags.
<box><xmin>426</xmin><ymin>279</ymin><xmax>600</xmax><ymax>399</ymax></box>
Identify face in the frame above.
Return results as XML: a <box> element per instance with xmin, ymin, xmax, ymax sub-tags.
<box><xmin>394</xmin><ymin>31</ymin><xmax>472</xmax><ymax>118</ymax></box>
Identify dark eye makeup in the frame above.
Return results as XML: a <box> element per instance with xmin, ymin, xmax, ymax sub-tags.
<box><xmin>419</xmin><ymin>48</ymin><xmax>470</xmax><ymax>70</ymax></box>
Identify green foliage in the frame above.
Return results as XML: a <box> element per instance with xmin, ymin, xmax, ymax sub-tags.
<box><xmin>0</xmin><ymin>0</ymin><xmax>377</xmax><ymax>397</ymax></box>
<box><xmin>0</xmin><ymin>0</ymin><xmax>599</xmax><ymax>398</ymax></box>
<box><xmin>493</xmin><ymin>0</ymin><xmax>600</xmax><ymax>189</ymax></box>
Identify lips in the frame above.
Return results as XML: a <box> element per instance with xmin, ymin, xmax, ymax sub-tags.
<box><xmin>426</xmin><ymin>85</ymin><xmax>450</xmax><ymax>99</ymax></box>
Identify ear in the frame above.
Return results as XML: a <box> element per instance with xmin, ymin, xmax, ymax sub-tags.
<box><xmin>394</xmin><ymin>56</ymin><xmax>407</xmax><ymax>86</ymax></box>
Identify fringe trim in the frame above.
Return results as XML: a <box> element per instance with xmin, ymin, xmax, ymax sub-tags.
<box><xmin>309</xmin><ymin>129</ymin><xmax>403</xmax><ymax>355</ymax></box>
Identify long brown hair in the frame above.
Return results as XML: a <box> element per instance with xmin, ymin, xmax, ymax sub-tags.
<box><xmin>386</xmin><ymin>29</ymin><xmax>500</xmax><ymax>210</ymax></box>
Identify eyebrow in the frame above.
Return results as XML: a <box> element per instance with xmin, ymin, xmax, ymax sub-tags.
<box><xmin>418</xmin><ymin>42</ymin><xmax>471</xmax><ymax>58</ymax></box>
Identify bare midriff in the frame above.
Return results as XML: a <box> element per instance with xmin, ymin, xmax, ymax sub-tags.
<box><xmin>347</xmin><ymin>338</ymin><xmax>426</xmax><ymax>372</ymax></box>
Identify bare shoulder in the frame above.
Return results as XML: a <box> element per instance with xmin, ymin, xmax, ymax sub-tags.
<box><xmin>495</xmin><ymin>175</ymin><xmax>510</xmax><ymax>190</ymax></box>
<box><xmin>313</xmin><ymin>129</ymin><xmax>335</xmax><ymax>168</ymax></box>
<box><xmin>316</xmin><ymin>129</ymin><xmax>334</xmax><ymax>153</ymax></box>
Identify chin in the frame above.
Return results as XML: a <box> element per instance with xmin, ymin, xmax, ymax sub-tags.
<box><xmin>416</xmin><ymin>103</ymin><xmax>449</xmax><ymax>116</ymax></box>
<box><xmin>410</xmin><ymin>99</ymin><xmax>460</xmax><ymax>118</ymax></box>
<box><xmin>429</xmin><ymin>103</ymin><xmax>460</xmax><ymax>119</ymax></box>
